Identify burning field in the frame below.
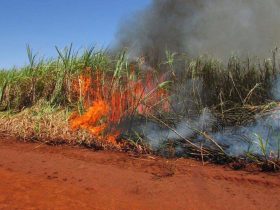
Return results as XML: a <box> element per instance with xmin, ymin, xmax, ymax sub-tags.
<box><xmin>1</xmin><ymin>44</ymin><xmax>280</xmax><ymax>171</ymax></box>
<box><xmin>2</xmin><ymin>0</ymin><xmax>280</xmax><ymax>208</ymax></box>
<box><xmin>1</xmin><ymin>0</ymin><xmax>280</xmax><ymax>168</ymax></box>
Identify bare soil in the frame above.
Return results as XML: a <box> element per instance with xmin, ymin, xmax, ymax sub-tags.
<box><xmin>0</xmin><ymin>135</ymin><xmax>280</xmax><ymax>210</ymax></box>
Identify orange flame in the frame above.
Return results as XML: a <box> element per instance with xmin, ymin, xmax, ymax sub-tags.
<box><xmin>70</xmin><ymin>66</ymin><xmax>170</xmax><ymax>145</ymax></box>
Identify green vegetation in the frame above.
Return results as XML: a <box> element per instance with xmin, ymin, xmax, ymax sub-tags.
<box><xmin>0</xmin><ymin>46</ymin><xmax>277</xmax><ymax>112</ymax></box>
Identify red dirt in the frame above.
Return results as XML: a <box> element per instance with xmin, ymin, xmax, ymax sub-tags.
<box><xmin>0</xmin><ymin>136</ymin><xmax>280</xmax><ymax>210</ymax></box>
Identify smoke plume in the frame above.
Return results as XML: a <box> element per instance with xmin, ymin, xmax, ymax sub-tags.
<box><xmin>116</xmin><ymin>0</ymin><xmax>280</xmax><ymax>158</ymax></box>
<box><xmin>116</xmin><ymin>0</ymin><xmax>280</xmax><ymax>62</ymax></box>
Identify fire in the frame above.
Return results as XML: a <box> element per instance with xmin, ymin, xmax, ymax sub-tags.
<box><xmin>71</xmin><ymin>100</ymin><xmax>109</xmax><ymax>136</ymax></box>
<box><xmin>70</xmin><ymin>66</ymin><xmax>170</xmax><ymax>145</ymax></box>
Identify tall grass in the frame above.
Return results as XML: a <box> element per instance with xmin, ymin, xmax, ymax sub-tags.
<box><xmin>0</xmin><ymin>45</ymin><xmax>277</xmax><ymax>113</ymax></box>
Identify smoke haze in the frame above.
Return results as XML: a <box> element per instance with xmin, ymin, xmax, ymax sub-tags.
<box><xmin>137</xmin><ymin>107</ymin><xmax>280</xmax><ymax>157</ymax></box>
<box><xmin>116</xmin><ymin>0</ymin><xmax>280</xmax><ymax>157</ymax></box>
<box><xmin>116</xmin><ymin>0</ymin><xmax>280</xmax><ymax>62</ymax></box>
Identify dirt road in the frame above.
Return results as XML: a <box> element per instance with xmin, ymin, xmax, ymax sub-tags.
<box><xmin>0</xmin><ymin>136</ymin><xmax>279</xmax><ymax>210</ymax></box>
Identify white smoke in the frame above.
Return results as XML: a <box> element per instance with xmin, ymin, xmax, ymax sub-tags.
<box><xmin>136</xmin><ymin>105</ymin><xmax>280</xmax><ymax>157</ymax></box>
<box><xmin>138</xmin><ymin>108</ymin><xmax>215</xmax><ymax>150</ymax></box>
<box><xmin>212</xmin><ymin>110</ymin><xmax>280</xmax><ymax>156</ymax></box>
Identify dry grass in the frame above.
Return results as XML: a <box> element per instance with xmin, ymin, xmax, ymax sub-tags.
<box><xmin>0</xmin><ymin>101</ymin><xmax>117</xmax><ymax>150</ymax></box>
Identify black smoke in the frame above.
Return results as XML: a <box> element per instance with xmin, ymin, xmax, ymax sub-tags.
<box><xmin>116</xmin><ymin>0</ymin><xmax>280</xmax><ymax>64</ymax></box>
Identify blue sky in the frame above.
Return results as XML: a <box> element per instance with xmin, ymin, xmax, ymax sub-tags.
<box><xmin>0</xmin><ymin>0</ymin><xmax>151</xmax><ymax>69</ymax></box>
